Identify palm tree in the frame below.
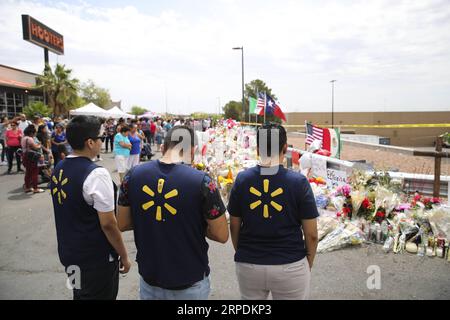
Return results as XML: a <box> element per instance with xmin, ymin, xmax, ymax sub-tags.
<box><xmin>35</xmin><ymin>64</ymin><xmax>80</xmax><ymax>116</ymax></box>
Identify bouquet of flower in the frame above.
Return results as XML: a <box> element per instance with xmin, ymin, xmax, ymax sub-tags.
<box><xmin>350</xmin><ymin>189</ymin><xmax>366</xmax><ymax>219</ymax></box>
<box><xmin>317</xmin><ymin>221</ymin><xmax>365</xmax><ymax>253</ymax></box>
<box><xmin>317</xmin><ymin>216</ymin><xmax>340</xmax><ymax>240</ymax></box>
<box><xmin>411</xmin><ymin>193</ymin><xmax>441</xmax><ymax>210</ymax></box>
<box><xmin>425</xmin><ymin>206</ymin><xmax>450</xmax><ymax>239</ymax></box>
<box><xmin>372</xmin><ymin>186</ymin><xmax>394</xmax><ymax>219</ymax></box>
<box><xmin>330</xmin><ymin>196</ymin><xmax>345</xmax><ymax>213</ymax></box>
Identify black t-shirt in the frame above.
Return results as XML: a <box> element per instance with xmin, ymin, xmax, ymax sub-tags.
<box><xmin>227</xmin><ymin>165</ymin><xmax>319</xmax><ymax>265</ymax></box>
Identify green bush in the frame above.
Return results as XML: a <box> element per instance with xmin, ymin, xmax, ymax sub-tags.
<box><xmin>24</xmin><ymin>101</ymin><xmax>52</xmax><ymax>118</ymax></box>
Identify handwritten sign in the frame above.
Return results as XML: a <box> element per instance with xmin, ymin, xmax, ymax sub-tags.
<box><xmin>326</xmin><ymin>168</ymin><xmax>348</xmax><ymax>188</ymax></box>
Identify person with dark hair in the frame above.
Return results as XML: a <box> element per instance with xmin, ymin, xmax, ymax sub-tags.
<box><xmin>113</xmin><ymin>125</ymin><xmax>131</xmax><ymax>183</ymax></box>
<box><xmin>56</xmin><ymin>143</ymin><xmax>69</xmax><ymax>161</ymax></box>
<box><xmin>21</xmin><ymin>124</ymin><xmax>44</xmax><ymax>193</ymax></box>
<box><xmin>117</xmin><ymin>125</ymin><xmax>229</xmax><ymax>300</ymax></box>
<box><xmin>149</xmin><ymin>119</ymin><xmax>156</xmax><ymax>145</ymax></box>
<box><xmin>50</xmin><ymin>115</ymin><xmax>131</xmax><ymax>300</ymax></box>
<box><xmin>127</xmin><ymin>124</ymin><xmax>142</xmax><ymax>169</ymax></box>
<box><xmin>5</xmin><ymin>120</ymin><xmax>23</xmax><ymax>174</ymax></box>
<box><xmin>36</xmin><ymin>124</ymin><xmax>53</xmax><ymax>182</ymax></box>
<box><xmin>227</xmin><ymin>123</ymin><xmax>319</xmax><ymax>300</ymax></box>
<box><xmin>51</xmin><ymin>123</ymin><xmax>67</xmax><ymax>166</ymax></box>
<box><xmin>116</xmin><ymin>118</ymin><xmax>125</xmax><ymax>134</ymax></box>
<box><xmin>155</xmin><ymin>120</ymin><xmax>163</xmax><ymax>152</ymax></box>
<box><xmin>0</xmin><ymin>116</ymin><xmax>8</xmax><ymax>165</ymax></box>
<box><xmin>140</xmin><ymin>118</ymin><xmax>150</xmax><ymax>144</ymax></box>
<box><xmin>104</xmin><ymin>119</ymin><xmax>115</xmax><ymax>153</ymax></box>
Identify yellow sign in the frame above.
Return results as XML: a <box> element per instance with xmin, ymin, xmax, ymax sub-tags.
<box><xmin>141</xmin><ymin>179</ymin><xmax>178</xmax><ymax>221</ymax></box>
<box><xmin>249</xmin><ymin>179</ymin><xmax>283</xmax><ymax>219</ymax></box>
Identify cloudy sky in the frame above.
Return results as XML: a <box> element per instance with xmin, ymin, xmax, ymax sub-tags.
<box><xmin>1</xmin><ymin>0</ymin><xmax>450</xmax><ymax>114</ymax></box>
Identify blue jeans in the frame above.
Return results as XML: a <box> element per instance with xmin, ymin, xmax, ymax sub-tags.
<box><xmin>139</xmin><ymin>275</ymin><xmax>210</xmax><ymax>300</ymax></box>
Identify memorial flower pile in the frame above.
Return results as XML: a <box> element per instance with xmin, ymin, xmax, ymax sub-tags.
<box><xmin>192</xmin><ymin>122</ymin><xmax>450</xmax><ymax>260</ymax></box>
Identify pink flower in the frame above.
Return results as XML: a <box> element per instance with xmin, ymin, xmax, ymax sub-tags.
<box><xmin>208</xmin><ymin>181</ymin><xmax>217</xmax><ymax>193</ymax></box>
<box><xmin>209</xmin><ymin>208</ymin><xmax>220</xmax><ymax>216</ymax></box>
<box><xmin>396</xmin><ymin>203</ymin><xmax>411</xmax><ymax>211</ymax></box>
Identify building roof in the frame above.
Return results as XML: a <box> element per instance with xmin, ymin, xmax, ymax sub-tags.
<box><xmin>0</xmin><ymin>64</ymin><xmax>40</xmax><ymax>76</ymax></box>
<box><xmin>0</xmin><ymin>64</ymin><xmax>39</xmax><ymax>90</ymax></box>
<box><xmin>0</xmin><ymin>78</ymin><xmax>34</xmax><ymax>89</ymax></box>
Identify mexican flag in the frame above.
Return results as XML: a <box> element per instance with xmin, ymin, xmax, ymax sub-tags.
<box><xmin>322</xmin><ymin>127</ymin><xmax>341</xmax><ymax>158</ymax></box>
<box><xmin>248</xmin><ymin>97</ymin><xmax>257</xmax><ymax>114</ymax></box>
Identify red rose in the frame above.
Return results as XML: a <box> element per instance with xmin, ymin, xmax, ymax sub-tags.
<box><xmin>362</xmin><ymin>198</ymin><xmax>371</xmax><ymax>209</ymax></box>
<box><xmin>336</xmin><ymin>212</ymin><xmax>342</xmax><ymax>217</ymax></box>
<box><xmin>376</xmin><ymin>211</ymin><xmax>385</xmax><ymax>218</ymax></box>
<box><xmin>414</xmin><ymin>194</ymin><xmax>421</xmax><ymax>201</ymax></box>
<box><xmin>342</xmin><ymin>207</ymin><xmax>351</xmax><ymax>214</ymax></box>
<box><xmin>432</xmin><ymin>197</ymin><xmax>440</xmax><ymax>203</ymax></box>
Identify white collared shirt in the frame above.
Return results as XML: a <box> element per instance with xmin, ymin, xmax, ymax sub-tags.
<box><xmin>66</xmin><ymin>155</ymin><xmax>115</xmax><ymax>212</ymax></box>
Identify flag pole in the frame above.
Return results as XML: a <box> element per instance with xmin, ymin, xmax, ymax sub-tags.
<box><xmin>304</xmin><ymin>120</ymin><xmax>308</xmax><ymax>151</ymax></box>
<box><xmin>255</xmin><ymin>87</ymin><xmax>259</xmax><ymax>125</ymax></box>
<box><xmin>263</xmin><ymin>91</ymin><xmax>266</xmax><ymax>123</ymax></box>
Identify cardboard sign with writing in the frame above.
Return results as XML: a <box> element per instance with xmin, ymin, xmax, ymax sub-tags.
<box><xmin>326</xmin><ymin>168</ymin><xmax>348</xmax><ymax>188</ymax></box>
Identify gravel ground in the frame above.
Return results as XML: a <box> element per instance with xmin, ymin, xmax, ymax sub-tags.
<box><xmin>287</xmin><ymin>134</ymin><xmax>450</xmax><ymax>176</ymax></box>
<box><xmin>1</xmin><ymin>150</ymin><xmax>449</xmax><ymax>300</ymax></box>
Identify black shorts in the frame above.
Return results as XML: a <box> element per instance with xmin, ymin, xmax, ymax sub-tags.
<box><xmin>71</xmin><ymin>260</ymin><xmax>119</xmax><ymax>300</ymax></box>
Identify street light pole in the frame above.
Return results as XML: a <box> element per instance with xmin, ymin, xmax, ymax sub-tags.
<box><xmin>217</xmin><ymin>97</ymin><xmax>221</xmax><ymax>115</ymax></box>
<box><xmin>330</xmin><ymin>80</ymin><xmax>337</xmax><ymax>128</ymax></box>
<box><xmin>233</xmin><ymin>46</ymin><xmax>245</xmax><ymax>122</ymax></box>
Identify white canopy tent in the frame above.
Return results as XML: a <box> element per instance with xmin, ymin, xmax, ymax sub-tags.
<box><xmin>105</xmin><ymin>106</ymin><xmax>134</xmax><ymax>119</ymax></box>
<box><xmin>69</xmin><ymin>102</ymin><xmax>109</xmax><ymax>117</ymax></box>
<box><xmin>139</xmin><ymin>111</ymin><xmax>161</xmax><ymax>119</ymax></box>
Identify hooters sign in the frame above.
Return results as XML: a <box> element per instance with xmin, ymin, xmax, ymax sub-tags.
<box><xmin>22</xmin><ymin>15</ymin><xmax>64</xmax><ymax>55</ymax></box>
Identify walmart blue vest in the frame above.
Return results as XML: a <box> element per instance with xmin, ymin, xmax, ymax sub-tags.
<box><xmin>51</xmin><ymin>157</ymin><xmax>117</xmax><ymax>269</ymax></box>
<box><xmin>127</xmin><ymin>160</ymin><xmax>209</xmax><ymax>289</ymax></box>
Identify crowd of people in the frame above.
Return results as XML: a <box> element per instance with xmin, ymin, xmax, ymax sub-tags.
<box><xmin>0</xmin><ymin>113</ymin><xmax>215</xmax><ymax>190</ymax></box>
<box><xmin>0</xmin><ymin>114</ymin><xmax>71</xmax><ymax>193</ymax></box>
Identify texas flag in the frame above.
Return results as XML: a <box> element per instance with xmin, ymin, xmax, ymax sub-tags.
<box><xmin>265</xmin><ymin>94</ymin><xmax>287</xmax><ymax>122</ymax></box>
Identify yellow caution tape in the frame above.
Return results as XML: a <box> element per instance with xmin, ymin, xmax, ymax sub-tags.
<box><xmin>240</xmin><ymin>122</ymin><xmax>450</xmax><ymax>128</ymax></box>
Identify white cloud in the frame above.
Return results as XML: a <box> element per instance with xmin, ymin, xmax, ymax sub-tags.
<box><xmin>1</xmin><ymin>0</ymin><xmax>450</xmax><ymax>114</ymax></box>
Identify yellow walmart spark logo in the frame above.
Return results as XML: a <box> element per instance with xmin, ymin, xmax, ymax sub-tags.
<box><xmin>52</xmin><ymin>169</ymin><xmax>68</xmax><ymax>205</ymax></box>
<box><xmin>249</xmin><ymin>179</ymin><xmax>283</xmax><ymax>218</ymax></box>
<box><xmin>141</xmin><ymin>178</ymin><xmax>178</xmax><ymax>221</ymax></box>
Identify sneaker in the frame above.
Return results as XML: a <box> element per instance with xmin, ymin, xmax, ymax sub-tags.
<box><xmin>0</xmin><ymin>161</ymin><xmax>7</xmax><ymax>166</ymax></box>
<box><xmin>33</xmin><ymin>188</ymin><xmax>45</xmax><ymax>193</ymax></box>
<box><xmin>17</xmin><ymin>169</ymin><xmax>24</xmax><ymax>173</ymax></box>
<box><xmin>98</xmin><ymin>157</ymin><xmax>103</xmax><ymax>161</ymax></box>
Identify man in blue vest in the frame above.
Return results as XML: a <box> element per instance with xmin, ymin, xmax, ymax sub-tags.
<box><xmin>117</xmin><ymin>125</ymin><xmax>229</xmax><ymax>300</ymax></box>
<box><xmin>50</xmin><ymin>115</ymin><xmax>131</xmax><ymax>300</ymax></box>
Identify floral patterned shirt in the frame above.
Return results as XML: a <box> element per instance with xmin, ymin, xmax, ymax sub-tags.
<box><xmin>118</xmin><ymin>170</ymin><xmax>226</xmax><ymax>220</ymax></box>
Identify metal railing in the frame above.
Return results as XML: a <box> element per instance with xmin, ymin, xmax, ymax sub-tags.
<box><xmin>286</xmin><ymin>147</ymin><xmax>450</xmax><ymax>200</ymax></box>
